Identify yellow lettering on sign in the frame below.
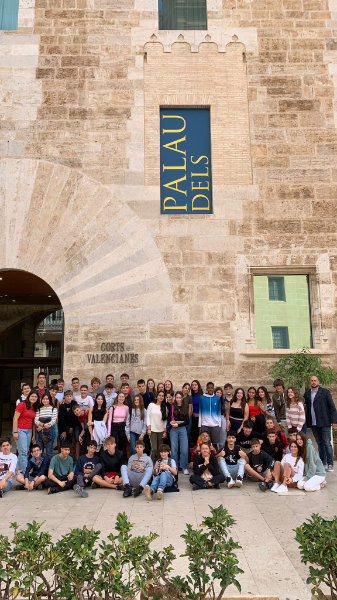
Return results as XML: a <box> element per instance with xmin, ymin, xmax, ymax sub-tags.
<box><xmin>163</xmin><ymin>157</ymin><xmax>187</xmax><ymax>172</ymax></box>
<box><xmin>191</xmin><ymin>181</ymin><xmax>209</xmax><ymax>191</ymax></box>
<box><xmin>163</xmin><ymin>197</ymin><xmax>188</xmax><ymax>212</ymax></box>
<box><xmin>191</xmin><ymin>155</ymin><xmax>209</xmax><ymax>165</ymax></box>
<box><xmin>162</xmin><ymin>136</ymin><xmax>186</xmax><ymax>155</ymax></box>
<box><xmin>163</xmin><ymin>175</ymin><xmax>187</xmax><ymax>196</ymax></box>
<box><xmin>192</xmin><ymin>194</ymin><xmax>210</xmax><ymax>211</ymax></box>
<box><xmin>162</xmin><ymin>114</ymin><xmax>186</xmax><ymax>134</ymax></box>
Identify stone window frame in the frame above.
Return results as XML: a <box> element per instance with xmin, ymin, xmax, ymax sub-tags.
<box><xmin>245</xmin><ymin>265</ymin><xmax>326</xmax><ymax>355</ymax></box>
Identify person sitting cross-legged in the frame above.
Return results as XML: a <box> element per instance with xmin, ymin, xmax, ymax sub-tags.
<box><xmin>16</xmin><ymin>443</ymin><xmax>49</xmax><ymax>491</ymax></box>
<box><xmin>46</xmin><ymin>442</ymin><xmax>75</xmax><ymax>494</ymax></box>
<box><xmin>190</xmin><ymin>441</ymin><xmax>225</xmax><ymax>490</ymax></box>
<box><xmin>73</xmin><ymin>440</ymin><xmax>101</xmax><ymax>498</ymax></box>
<box><xmin>244</xmin><ymin>438</ymin><xmax>273</xmax><ymax>491</ymax></box>
<box><xmin>144</xmin><ymin>444</ymin><xmax>177</xmax><ymax>501</ymax></box>
<box><xmin>91</xmin><ymin>436</ymin><xmax>124</xmax><ymax>489</ymax></box>
<box><xmin>217</xmin><ymin>430</ymin><xmax>247</xmax><ymax>488</ymax></box>
<box><xmin>0</xmin><ymin>437</ymin><xmax>17</xmax><ymax>497</ymax></box>
<box><xmin>121</xmin><ymin>439</ymin><xmax>153</xmax><ymax>498</ymax></box>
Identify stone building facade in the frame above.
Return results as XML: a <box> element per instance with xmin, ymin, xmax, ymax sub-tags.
<box><xmin>1</xmin><ymin>0</ymin><xmax>337</xmax><ymax>387</ymax></box>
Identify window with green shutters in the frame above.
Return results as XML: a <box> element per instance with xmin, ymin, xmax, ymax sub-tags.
<box><xmin>271</xmin><ymin>326</ymin><xmax>290</xmax><ymax>349</ymax></box>
<box><xmin>268</xmin><ymin>276</ymin><xmax>286</xmax><ymax>301</ymax></box>
<box><xmin>0</xmin><ymin>0</ymin><xmax>19</xmax><ymax>30</ymax></box>
<box><xmin>158</xmin><ymin>0</ymin><xmax>207</xmax><ymax>30</ymax></box>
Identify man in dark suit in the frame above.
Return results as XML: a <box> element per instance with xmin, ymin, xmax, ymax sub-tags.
<box><xmin>304</xmin><ymin>375</ymin><xmax>337</xmax><ymax>471</ymax></box>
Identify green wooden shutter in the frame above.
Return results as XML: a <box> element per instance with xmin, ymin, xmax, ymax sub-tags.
<box><xmin>159</xmin><ymin>0</ymin><xmax>207</xmax><ymax>30</ymax></box>
<box><xmin>0</xmin><ymin>0</ymin><xmax>19</xmax><ymax>30</ymax></box>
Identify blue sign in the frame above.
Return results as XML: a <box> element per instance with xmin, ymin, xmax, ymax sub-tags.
<box><xmin>160</xmin><ymin>108</ymin><xmax>212</xmax><ymax>214</ymax></box>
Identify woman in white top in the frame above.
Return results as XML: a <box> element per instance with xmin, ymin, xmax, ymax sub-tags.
<box><xmin>34</xmin><ymin>392</ymin><xmax>57</xmax><ymax>460</ymax></box>
<box><xmin>146</xmin><ymin>390</ymin><xmax>169</xmax><ymax>462</ymax></box>
<box><xmin>271</xmin><ymin>441</ymin><xmax>304</xmax><ymax>493</ymax></box>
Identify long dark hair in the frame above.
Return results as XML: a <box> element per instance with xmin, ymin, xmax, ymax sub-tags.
<box><xmin>289</xmin><ymin>441</ymin><xmax>301</xmax><ymax>466</ymax></box>
<box><xmin>94</xmin><ymin>393</ymin><xmax>107</xmax><ymax>413</ymax></box>
<box><xmin>247</xmin><ymin>386</ymin><xmax>258</xmax><ymax>406</ymax></box>
<box><xmin>173</xmin><ymin>392</ymin><xmax>188</xmax><ymax>420</ymax></box>
<box><xmin>156</xmin><ymin>391</ymin><xmax>170</xmax><ymax>421</ymax></box>
<box><xmin>191</xmin><ymin>380</ymin><xmax>203</xmax><ymax>397</ymax></box>
<box><xmin>25</xmin><ymin>391</ymin><xmax>39</xmax><ymax>412</ymax></box>
<box><xmin>232</xmin><ymin>388</ymin><xmax>247</xmax><ymax>411</ymax></box>
<box><xmin>286</xmin><ymin>387</ymin><xmax>301</xmax><ymax>408</ymax></box>
<box><xmin>214</xmin><ymin>386</ymin><xmax>226</xmax><ymax>416</ymax></box>
<box><xmin>257</xmin><ymin>386</ymin><xmax>271</xmax><ymax>404</ymax></box>
<box><xmin>38</xmin><ymin>392</ymin><xmax>54</xmax><ymax>411</ymax></box>
<box><xmin>296</xmin><ymin>431</ymin><xmax>307</xmax><ymax>464</ymax></box>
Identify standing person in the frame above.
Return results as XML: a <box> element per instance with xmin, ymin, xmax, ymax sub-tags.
<box><xmin>76</xmin><ymin>385</ymin><xmax>94</xmax><ymax>411</ymax></box>
<box><xmin>92</xmin><ymin>437</ymin><xmax>124</xmax><ymax>490</ymax></box>
<box><xmin>12</xmin><ymin>391</ymin><xmax>39</xmax><ymax>474</ymax></box>
<box><xmin>198</xmin><ymin>382</ymin><xmax>222</xmax><ymax>448</ymax></box>
<box><xmin>16</xmin><ymin>383</ymin><xmax>31</xmax><ymax>407</ymax></box>
<box><xmin>169</xmin><ymin>391</ymin><xmax>189</xmax><ymax>475</ymax></box>
<box><xmin>272</xmin><ymin>379</ymin><xmax>286</xmax><ymax>426</ymax></box>
<box><xmin>103</xmin><ymin>383</ymin><xmax>117</xmax><ymax>411</ymax></box>
<box><xmin>247</xmin><ymin>387</ymin><xmax>264</xmax><ymax>431</ymax></box>
<box><xmin>16</xmin><ymin>444</ymin><xmax>49</xmax><ymax>491</ymax></box>
<box><xmin>257</xmin><ymin>386</ymin><xmax>275</xmax><ymax>420</ymax></box>
<box><xmin>190</xmin><ymin>442</ymin><xmax>225</xmax><ymax>490</ymax></box>
<box><xmin>137</xmin><ymin>379</ymin><xmax>155</xmax><ymax>409</ymax></box>
<box><xmin>106</xmin><ymin>392</ymin><xmax>129</xmax><ymax>454</ymax></box>
<box><xmin>146</xmin><ymin>378</ymin><xmax>156</xmax><ymax>397</ymax></box>
<box><xmin>33</xmin><ymin>372</ymin><xmax>49</xmax><ymax>400</ymax></box>
<box><xmin>304</xmin><ymin>375</ymin><xmax>337</xmax><ymax>471</ymax></box>
<box><xmin>296</xmin><ymin>432</ymin><xmax>326</xmax><ymax>492</ymax></box>
<box><xmin>226</xmin><ymin>388</ymin><xmax>249</xmax><ymax>434</ymax></box>
<box><xmin>89</xmin><ymin>377</ymin><xmax>101</xmax><ymax>400</ymax></box>
<box><xmin>121</xmin><ymin>439</ymin><xmax>153</xmax><ymax>498</ymax></box>
<box><xmin>55</xmin><ymin>378</ymin><xmax>65</xmax><ymax>404</ymax></box>
<box><xmin>217</xmin><ymin>431</ymin><xmax>247</xmax><ymax>488</ymax></box>
<box><xmin>34</xmin><ymin>392</ymin><xmax>58</xmax><ymax>460</ymax></box>
<box><xmin>144</xmin><ymin>444</ymin><xmax>177</xmax><ymax>501</ymax></box>
<box><xmin>286</xmin><ymin>388</ymin><xmax>306</xmax><ymax>432</ymax></box>
<box><xmin>157</xmin><ymin>382</ymin><xmax>165</xmax><ymax>394</ymax></box>
<box><xmin>71</xmin><ymin>377</ymin><xmax>81</xmax><ymax>401</ymax></box>
<box><xmin>73</xmin><ymin>440</ymin><xmax>101</xmax><ymax>498</ymax></box>
<box><xmin>215</xmin><ymin>387</ymin><xmax>227</xmax><ymax>447</ymax></box>
<box><xmin>146</xmin><ymin>390</ymin><xmax>168</xmax><ymax>462</ymax></box>
<box><xmin>182</xmin><ymin>382</ymin><xmax>193</xmax><ymax>441</ymax></box>
<box><xmin>88</xmin><ymin>393</ymin><xmax>108</xmax><ymax>452</ymax></box>
<box><xmin>46</xmin><ymin>443</ymin><xmax>75</xmax><ymax>494</ymax></box>
<box><xmin>73</xmin><ymin>405</ymin><xmax>93</xmax><ymax>456</ymax></box>
<box><xmin>0</xmin><ymin>437</ymin><xmax>17</xmax><ymax>497</ymax></box>
<box><xmin>223</xmin><ymin>383</ymin><xmax>234</xmax><ymax>413</ymax></box>
<box><xmin>98</xmin><ymin>374</ymin><xmax>116</xmax><ymax>395</ymax></box>
<box><xmin>272</xmin><ymin>441</ymin><xmax>304</xmax><ymax>493</ymax></box>
<box><xmin>58</xmin><ymin>390</ymin><xmax>76</xmax><ymax>446</ymax></box>
<box><xmin>164</xmin><ymin>380</ymin><xmax>174</xmax><ymax>397</ymax></box>
<box><xmin>125</xmin><ymin>394</ymin><xmax>147</xmax><ymax>456</ymax></box>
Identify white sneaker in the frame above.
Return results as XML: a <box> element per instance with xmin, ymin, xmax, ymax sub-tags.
<box><xmin>228</xmin><ymin>478</ymin><xmax>235</xmax><ymax>489</ymax></box>
<box><xmin>183</xmin><ymin>468</ymin><xmax>189</xmax><ymax>475</ymax></box>
<box><xmin>276</xmin><ymin>484</ymin><xmax>288</xmax><ymax>493</ymax></box>
<box><xmin>235</xmin><ymin>477</ymin><xmax>243</xmax><ymax>488</ymax></box>
<box><xmin>270</xmin><ymin>482</ymin><xmax>280</xmax><ymax>493</ymax></box>
<box><xmin>144</xmin><ymin>485</ymin><xmax>153</xmax><ymax>501</ymax></box>
<box><xmin>327</xmin><ymin>465</ymin><xmax>334</xmax><ymax>472</ymax></box>
<box><xmin>156</xmin><ymin>488</ymin><xmax>163</xmax><ymax>500</ymax></box>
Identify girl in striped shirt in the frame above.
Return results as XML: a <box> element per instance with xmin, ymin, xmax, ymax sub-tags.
<box><xmin>286</xmin><ymin>388</ymin><xmax>306</xmax><ymax>432</ymax></box>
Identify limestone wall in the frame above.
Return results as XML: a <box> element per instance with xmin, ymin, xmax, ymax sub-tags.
<box><xmin>1</xmin><ymin>0</ymin><xmax>337</xmax><ymax>387</ymax></box>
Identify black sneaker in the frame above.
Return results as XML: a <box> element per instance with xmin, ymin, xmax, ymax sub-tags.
<box><xmin>47</xmin><ymin>487</ymin><xmax>57</xmax><ymax>495</ymax></box>
<box><xmin>133</xmin><ymin>486</ymin><xmax>143</xmax><ymax>498</ymax></box>
<box><xmin>91</xmin><ymin>482</ymin><xmax>99</xmax><ymax>489</ymax></box>
<box><xmin>259</xmin><ymin>481</ymin><xmax>267</xmax><ymax>492</ymax></box>
<box><xmin>266</xmin><ymin>481</ymin><xmax>274</xmax><ymax>490</ymax></box>
<box><xmin>226</xmin><ymin>476</ymin><xmax>231</xmax><ymax>484</ymax></box>
<box><xmin>213</xmin><ymin>483</ymin><xmax>220</xmax><ymax>489</ymax></box>
<box><xmin>0</xmin><ymin>490</ymin><xmax>3</xmax><ymax>498</ymax></box>
<box><xmin>123</xmin><ymin>484</ymin><xmax>132</xmax><ymax>498</ymax></box>
<box><xmin>15</xmin><ymin>484</ymin><xmax>25</xmax><ymax>491</ymax></box>
<box><xmin>192</xmin><ymin>484</ymin><xmax>200</xmax><ymax>491</ymax></box>
<box><xmin>116</xmin><ymin>484</ymin><xmax>123</xmax><ymax>491</ymax></box>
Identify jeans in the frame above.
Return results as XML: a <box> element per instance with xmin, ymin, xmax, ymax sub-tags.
<box><xmin>121</xmin><ymin>464</ymin><xmax>153</xmax><ymax>488</ymax></box>
<box><xmin>170</xmin><ymin>426</ymin><xmax>188</xmax><ymax>470</ymax></box>
<box><xmin>151</xmin><ymin>470</ymin><xmax>174</xmax><ymax>492</ymax></box>
<box><xmin>219</xmin><ymin>457</ymin><xmax>246</xmax><ymax>480</ymax></box>
<box><xmin>311</xmin><ymin>426</ymin><xmax>333</xmax><ymax>466</ymax></box>
<box><xmin>130</xmin><ymin>431</ymin><xmax>140</xmax><ymax>456</ymax></box>
<box><xmin>16</xmin><ymin>428</ymin><xmax>33</xmax><ymax>472</ymax></box>
<box><xmin>36</xmin><ymin>426</ymin><xmax>56</xmax><ymax>460</ymax></box>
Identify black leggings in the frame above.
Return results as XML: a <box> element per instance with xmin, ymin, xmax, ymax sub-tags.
<box><xmin>110</xmin><ymin>422</ymin><xmax>127</xmax><ymax>453</ymax></box>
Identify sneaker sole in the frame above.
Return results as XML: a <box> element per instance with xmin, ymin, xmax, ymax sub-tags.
<box><xmin>144</xmin><ymin>485</ymin><xmax>152</xmax><ymax>501</ymax></box>
<box><xmin>156</xmin><ymin>489</ymin><xmax>163</xmax><ymax>500</ymax></box>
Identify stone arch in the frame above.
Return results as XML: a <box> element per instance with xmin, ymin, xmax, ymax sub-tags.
<box><xmin>1</xmin><ymin>158</ymin><xmax>173</xmax><ymax>377</ymax></box>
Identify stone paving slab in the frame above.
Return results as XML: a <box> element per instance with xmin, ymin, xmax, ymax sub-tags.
<box><xmin>0</xmin><ymin>471</ymin><xmax>336</xmax><ymax>600</ymax></box>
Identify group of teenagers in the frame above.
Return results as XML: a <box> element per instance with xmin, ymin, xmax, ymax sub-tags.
<box><xmin>0</xmin><ymin>371</ymin><xmax>335</xmax><ymax>499</ymax></box>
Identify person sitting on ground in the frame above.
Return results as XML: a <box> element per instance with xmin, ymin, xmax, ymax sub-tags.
<box><xmin>73</xmin><ymin>440</ymin><xmax>101</xmax><ymax>498</ymax></box>
<box><xmin>261</xmin><ymin>417</ymin><xmax>288</xmax><ymax>450</ymax></box>
<box><xmin>121</xmin><ymin>440</ymin><xmax>153</xmax><ymax>498</ymax></box>
<box><xmin>236</xmin><ymin>419</ymin><xmax>261</xmax><ymax>453</ymax></box>
<box><xmin>190</xmin><ymin>442</ymin><xmax>225</xmax><ymax>490</ymax></box>
<box><xmin>189</xmin><ymin>430</ymin><xmax>217</xmax><ymax>469</ymax></box>
<box><xmin>46</xmin><ymin>443</ymin><xmax>75</xmax><ymax>494</ymax></box>
<box><xmin>0</xmin><ymin>437</ymin><xmax>17</xmax><ymax>497</ymax></box>
<box><xmin>16</xmin><ymin>443</ymin><xmax>49</xmax><ymax>491</ymax></box>
<box><xmin>261</xmin><ymin>429</ymin><xmax>283</xmax><ymax>463</ymax></box>
<box><xmin>271</xmin><ymin>441</ymin><xmax>304</xmax><ymax>494</ymax></box>
<box><xmin>244</xmin><ymin>438</ymin><xmax>273</xmax><ymax>491</ymax></box>
<box><xmin>217</xmin><ymin>430</ymin><xmax>247</xmax><ymax>489</ymax></box>
<box><xmin>91</xmin><ymin>436</ymin><xmax>124</xmax><ymax>490</ymax></box>
<box><xmin>296</xmin><ymin>432</ymin><xmax>326</xmax><ymax>492</ymax></box>
<box><xmin>144</xmin><ymin>444</ymin><xmax>177</xmax><ymax>501</ymax></box>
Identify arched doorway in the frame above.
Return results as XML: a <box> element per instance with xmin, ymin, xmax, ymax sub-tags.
<box><xmin>0</xmin><ymin>269</ymin><xmax>63</xmax><ymax>435</ymax></box>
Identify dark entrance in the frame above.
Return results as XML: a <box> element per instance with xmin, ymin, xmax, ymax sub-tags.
<box><xmin>0</xmin><ymin>269</ymin><xmax>63</xmax><ymax>435</ymax></box>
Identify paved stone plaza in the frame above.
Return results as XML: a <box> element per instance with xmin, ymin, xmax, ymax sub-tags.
<box><xmin>1</xmin><ymin>470</ymin><xmax>336</xmax><ymax>600</ymax></box>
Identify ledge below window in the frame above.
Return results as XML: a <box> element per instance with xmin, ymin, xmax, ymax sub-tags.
<box><xmin>240</xmin><ymin>348</ymin><xmax>336</xmax><ymax>357</ymax></box>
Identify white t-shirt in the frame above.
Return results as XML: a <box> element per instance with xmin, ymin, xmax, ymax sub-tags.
<box><xmin>0</xmin><ymin>452</ymin><xmax>17</xmax><ymax>481</ymax></box>
<box><xmin>146</xmin><ymin>403</ymin><xmax>167</xmax><ymax>432</ymax></box>
<box><xmin>76</xmin><ymin>395</ymin><xmax>94</xmax><ymax>411</ymax></box>
<box><xmin>281</xmin><ymin>454</ymin><xmax>304</xmax><ymax>482</ymax></box>
<box><xmin>56</xmin><ymin>392</ymin><xmax>64</xmax><ymax>403</ymax></box>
